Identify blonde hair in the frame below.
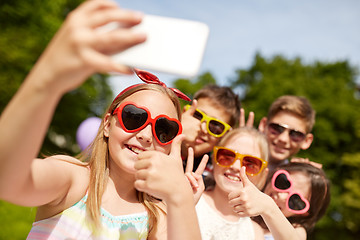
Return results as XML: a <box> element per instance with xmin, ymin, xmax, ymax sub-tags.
<box><xmin>79</xmin><ymin>84</ymin><xmax>182</xmax><ymax>235</ymax></box>
<box><xmin>218</xmin><ymin>127</ymin><xmax>269</xmax><ymax>162</ymax></box>
<box><xmin>267</xmin><ymin>95</ymin><xmax>316</xmax><ymax>133</ymax></box>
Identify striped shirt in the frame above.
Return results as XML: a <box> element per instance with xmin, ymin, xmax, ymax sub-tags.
<box><xmin>27</xmin><ymin>195</ymin><xmax>148</xmax><ymax>240</ymax></box>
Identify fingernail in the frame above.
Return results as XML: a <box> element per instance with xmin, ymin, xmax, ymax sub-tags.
<box><xmin>133</xmin><ymin>11</ymin><xmax>144</xmax><ymax>20</ymax></box>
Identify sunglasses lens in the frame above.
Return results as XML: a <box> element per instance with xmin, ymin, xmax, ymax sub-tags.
<box><xmin>193</xmin><ymin>110</ymin><xmax>204</xmax><ymax>121</ymax></box>
<box><xmin>288</xmin><ymin>194</ymin><xmax>307</xmax><ymax>211</ymax></box>
<box><xmin>268</xmin><ymin>123</ymin><xmax>284</xmax><ymax>135</ymax></box>
<box><xmin>208</xmin><ymin>120</ymin><xmax>226</xmax><ymax>135</ymax></box>
<box><xmin>242</xmin><ymin>156</ymin><xmax>263</xmax><ymax>175</ymax></box>
<box><xmin>216</xmin><ymin>148</ymin><xmax>236</xmax><ymax>166</ymax></box>
<box><xmin>155</xmin><ymin>117</ymin><xmax>180</xmax><ymax>143</ymax></box>
<box><xmin>122</xmin><ymin>104</ymin><xmax>148</xmax><ymax>130</ymax></box>
<box><xmin>289</xmin><ymin>130</ymin><xmax>306</xmax><ymax>142</ymax></box>
<box><xmin>275</xmin><ymin>173</ymin><xmax>291</xmax><ymax>190</ymax></box>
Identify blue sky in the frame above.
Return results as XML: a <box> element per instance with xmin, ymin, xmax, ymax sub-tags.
<box><xmin>110</xmin><ymin>0</ymin><xmax>360</xmax><ymax>95</ymax></box>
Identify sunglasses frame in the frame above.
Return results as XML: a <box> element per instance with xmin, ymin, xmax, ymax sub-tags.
<box><xmin>267</xmin><ymin>122</ymin><xmax>307</xmax><ymax>142</ymax></box>
<box><xmin>185</xmin><ymin>105</ymin><xmax>231</xmax><ymax>138</ymax></box>
<box><xmin>271</xmin><ymin>169</ymin><xmax>310</xmax><ymax>215</ymax></box>
<box><xmin>113</xmin><ymin>101</ymin><xmax>182</xmax><ymax>145</ymax></box>
<box><xmin>213</xmin><ymin>146</ymin><xmax>268</xmax><ymax>176</ymax></box>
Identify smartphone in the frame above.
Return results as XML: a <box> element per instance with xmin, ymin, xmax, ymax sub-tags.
<box><xmin>102</xmin><ymin>15</ymin><xmax>209</xmax><ymax>77</ymax></box>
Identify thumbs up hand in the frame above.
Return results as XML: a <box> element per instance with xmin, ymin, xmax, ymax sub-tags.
<box><xmin>228</xmin><ymin>166</ymin><xmax>272</xmax><ymax>217</ymax></box>
<box><xmin>134</xmin><ymin>134</ymin><xmax>193</xmax><ymax>204</ymax></box>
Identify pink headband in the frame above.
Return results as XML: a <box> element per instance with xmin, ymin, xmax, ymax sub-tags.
<box><xmin>112</xmin><ymin>68</ymin><xmax>191</xmax><ymax>103</ymax></box>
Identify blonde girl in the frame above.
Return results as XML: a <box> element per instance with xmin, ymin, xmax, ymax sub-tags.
<box><xmin>0</xmin><ymin>1</ymin><xmax>201</xmax><ymax>239</ymax></box>
<box><xmin>195</xmin><ymin>127</ymin><xmax>269</xmax><ymax>240</ymax></box>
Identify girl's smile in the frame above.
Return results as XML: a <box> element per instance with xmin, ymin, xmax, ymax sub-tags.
<box><xmin>125</xmin><ymin>144</ymin><xmax>146</xmax><ymax>154</ymax></box>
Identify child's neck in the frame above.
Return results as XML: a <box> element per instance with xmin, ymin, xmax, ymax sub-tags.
<box><xmin>101</xmin><ymin>175</ymin><xmax>146</xmax><ymax>216</ymax></box>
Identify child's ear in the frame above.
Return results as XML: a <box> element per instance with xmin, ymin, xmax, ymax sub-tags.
<box><xmin>103</xmin><ymin>113</ymin><xmax>112</xmax><ymax>137</ymax></box>
<box><xmin>258</xmin><ymin>117</ymin><xmax>268</xmax><ymax>132</ymax></box>
<box><xmin>300</xmin><ymin>133</ymin><xmax>313</xmax><ymax>150</ymax></box>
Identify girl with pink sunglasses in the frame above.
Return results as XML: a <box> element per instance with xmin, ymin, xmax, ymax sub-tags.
<box><xmin>229</xmin><ymin>162</ymin><xmax>330</xmax><ymax>240</ymax></box>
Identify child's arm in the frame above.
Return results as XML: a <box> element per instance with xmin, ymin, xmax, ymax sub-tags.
<box><xmin>134</xmin><ymin>135</ymin><xmax>202</xmax><ymax>240</ymax></box>
<box><xmin>228</xmin><ymin>167</ymin><xmax>306</xmax><ymax>240</ymax></box>
<box><xmin>0</xmin><ymin>0</ymin><xmax>145</xmax><ymax>206</ymax></box>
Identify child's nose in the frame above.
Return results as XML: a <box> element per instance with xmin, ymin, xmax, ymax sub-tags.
<box><xmin>230</xmin><ymin>158</ymin><xmax>242</xmax><ymax>171</ymax></box>
<box><xmin>200</xmin><ymin>121</ymin><xmax>208</xmax><ymax>134</ymax></box>
<box><xmin>136</xmin><ymin>124</ymin><xmax>153</xmax><ymax>144</ymax></box>
<box><xmin>278</xmin><ymin>191</ymin><xmax>289</xmax><ymax>201</ymax></box>
<box><xmin>271</xmin><ymin>191</ymin><xmax>288</xmax><ymax>207</ymax></box>
<box><xmin>278</xmin><ymin>129</ymin><xmax>291</xmax><ymax>142</ymax></box>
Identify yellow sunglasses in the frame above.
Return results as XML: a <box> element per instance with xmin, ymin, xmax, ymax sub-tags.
<box><xmin>185</xmin><ymin>105</ymin><xmax>231</xmax><ymax>137</ymax></box>
<box><xmin>213</xmin><ymin>146</ymin><xmax>268</xmax><ymax>176</ymax></box>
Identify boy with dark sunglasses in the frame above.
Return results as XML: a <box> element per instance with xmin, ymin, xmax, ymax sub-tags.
<box><xmin>258</xmin><ymin>95</ymin><xmax>315</xmax><ymax>170</ymax></box>
<box><xmin>181</xmin><ymin>84</ymin><xmax>241</xmax><ymax>175</ymax></box>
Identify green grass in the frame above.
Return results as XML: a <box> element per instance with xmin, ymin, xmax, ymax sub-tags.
<box><xmin>0</xmin><ymin>201</ymin><xmax>36</xmax><ymax>239</ymax></box>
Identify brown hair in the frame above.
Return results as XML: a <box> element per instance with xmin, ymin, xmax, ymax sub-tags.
<box><xmin>193</xmin><ymin>84</ymin><xmax>241</xmax><ymax>127</ymax></box>
<box><xmin>267</xmin><ymin>95</ymin><xmax>316</xmax><ymax>132</ymax></box>
<box><xmin>79</xmin><ymin>84</ymin><xmax>182</xmax><ymax>236</ymax></box>
<box><xmin>255</xmin><ymin>161</ymin><xmax>331</xmax><ymax>233</ymax></box>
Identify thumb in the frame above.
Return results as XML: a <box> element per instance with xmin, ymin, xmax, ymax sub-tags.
<box><xmin>240</xmin><ymin>166</ymin><xmax>251</xmax><ymax>187</ymax></box>
<box><xmin>184</xmin><ymin>99</ymin><xmax>198</xmax><ymax>115</ymax></box>
<box><xmin>169</xmin><ymin>134</ymin><xmax>185</xmax><ymax>160</ymax></box>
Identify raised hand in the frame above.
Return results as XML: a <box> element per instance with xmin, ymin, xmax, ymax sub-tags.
<box><xmin>33</xmin><ymin>0</ymin><xmax>146</xmax><ymax>94</ymax></box>
<box><xmin>134</xmin><ymin>134</ymin><xmax>193</xmax><ymax>204</ymax></box>
<box><xmin>239</xmin><ymin>108</ymin><xmax>255</xmax><ymax>128</ymax></box>
<box><xmin>0</xmin><ymin>0</ymin><xmax>147</xmax><ymax>201</ymax></box>
<box><xmin>184</xmin><ymin>147</ymin><xmax>208</xmax><ymax>203</ymax></box>
<box><xmin>228</xmin><ymin>166</ymin><xmax>272</xmax><ymax>217</ymax></box>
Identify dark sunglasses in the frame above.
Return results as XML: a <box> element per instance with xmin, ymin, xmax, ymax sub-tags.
<box><xmin>268</xmin><ymin>122</ymin><xmax>307</xmax><ymax>142</ymax></box>
<box><xmin>112</xmin><ymin>102</ymin><xmax>182</xmax><ymax>145</ymax></box>
<box><xmin>213</xmin><ymin>146</ymin><xmax>267</xmax><ymax>176</ymax></box>
<box><xmin>185</xmin><ymin>105</ymin><xmax>231</xmax><ymax>138</ymax></box>
<box><xmin>271</xmin><ymin>170</ymin><xmax>310</xmax><ymax>214</ymax></box>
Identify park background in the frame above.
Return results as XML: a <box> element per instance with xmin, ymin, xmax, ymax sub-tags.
<box><xmin>1</xmin><ymin>0</ymin><xmax>360</xmax><ymax>239</ymax></box>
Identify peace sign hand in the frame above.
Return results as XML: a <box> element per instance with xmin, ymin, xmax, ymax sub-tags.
<box><xmin>184</xmin><ymin>147</ymin><xmax>208</xmax><ymax>204</ymax></box>
<box><xmin>239</xmin><ymin>108</ymin><xmax>255</xmax><ymax>128</ymax></box>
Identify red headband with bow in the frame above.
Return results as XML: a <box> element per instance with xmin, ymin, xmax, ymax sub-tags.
<box><xmin>112</xmin><ymin>68</ymin><xmax>191</xmax><ymax>103</ymax></box>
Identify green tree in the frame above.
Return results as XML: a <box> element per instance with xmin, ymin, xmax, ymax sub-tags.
<box><xmin>173</xmin><ymin>71</ymin><xmax>217</xmax><ymax>100</ymax></box>
<box><xmin>231</xmin><ymin>53</ymin><xmax>360</xmax><ymax>239</ymax></box>
<box><xmin>0</xmin><ymin>0</ymin><xmax>113</xmax><ymax>238</ymax></box>
<box><xmin>0</xmin><ymin>0</ymin><xmax>113</xmax><ymax>155</ymax></box>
